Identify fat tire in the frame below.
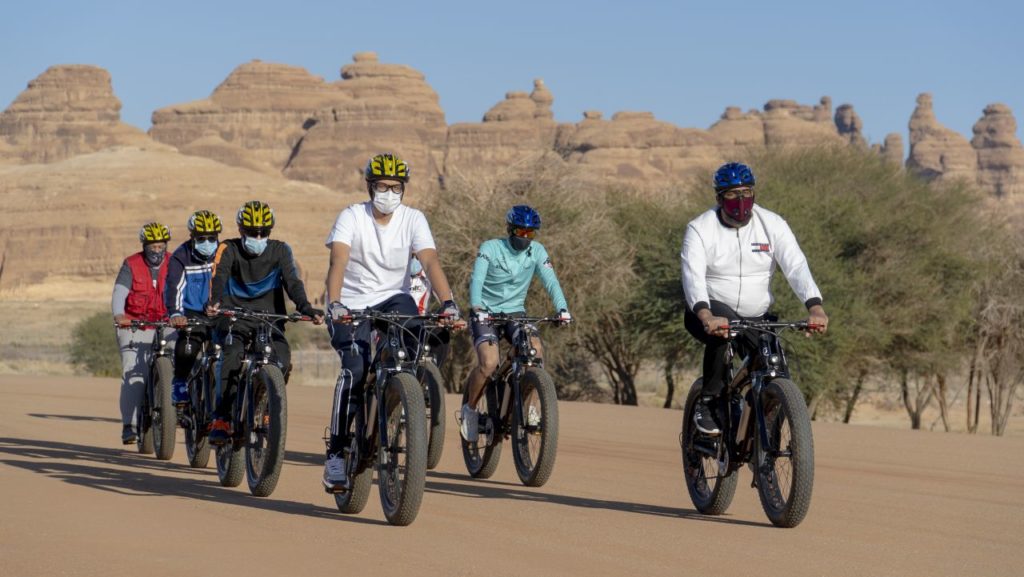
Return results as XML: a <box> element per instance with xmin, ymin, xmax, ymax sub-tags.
<box><xmin>245</xmin><ymin>365</ymin><xmax>288</xmax><ymax>497</ymax></box>
<box><xmin>460</xmin><ymin>382</ymin><xmax>503</xmax><ymax>479</ymax></box>
<box><xmin>334</xmin><ymin>464</ymin><xmax>373</xmax><ymax>514</ymax></box>
<box><xmin>681</xmin><ymin>379</ymin><xmax>739</xmax><ymax>515</ymax></box>
<box><xmin>755</xmin><ymin>378</ymin><xmax>815</xmax><ymax>528</ymax></box>
<box><xmin>417</xmin><ymin>362</ymin><xmax>446</xmax><ymax>470</ymax></box>
<box><xmin>184</xmin><ymin>370</ymin><xmax>211</xmax><ymax>468</ymax></box>
<box><xmin>152</xmin><ymin>357</ymin><xmax>176</xmax><ymax>461</ymax></box>
<box><xmin>511</xmin><ymin>367</ymin><xmax>559</xmax><ymax>487</ymax></box>
<box><xmin>216</xmin><ymin>441</ymin><xmax>244</xmax><ymax>488</ymax></box>
<box><xmin>136</xmin><ymin>381</ymin><xmax>155</xmax><ymax>455</ymax></box>
<box><xmin>377</xmin><ymin>372</ymin><xmax>427</xmax><ymax>526</ymax></box>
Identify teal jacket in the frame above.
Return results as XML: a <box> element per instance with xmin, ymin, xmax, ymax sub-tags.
<box><xmin>469</xmin><ymin>238</ymin><xmax>568</xmax><ymax>313</ymax></box>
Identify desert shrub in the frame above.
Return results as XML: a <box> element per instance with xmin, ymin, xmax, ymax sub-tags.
<box><xmin>69</xmin><ymin>312</ymin><xmax>121</xmax><ymax>377</ymax></box>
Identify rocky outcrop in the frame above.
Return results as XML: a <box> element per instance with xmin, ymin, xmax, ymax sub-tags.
<box><xmin>762</xmin><ymin>97</ymin><xmax>844</xmax><ymax>148</ymax></box>
<box><xmin>282</xmin><ymin>52</ymin><xmax>447</xmax><ymax>191</ymax></box>
<box><xmin>880</xmin><ymin>133</ymin><xmax>904</xmax><ymax>165</ymax></box>
<box><xmin>906</xmin><ymin>93</ymin><xmax>977</xmax><ymax>183</ymax></box>
<box><xmin>708</xmin><ymin>107</ymin><xmax>765</xmax><ymax>148</ymax></box>
<box><xmin>971</xmin><ymin>103</ymin><xmax>1024</xmax><ymax>197</ymax></box>
<box><xmin>444</xmin><ymin>80</ymin><xmax>558</xmax><ymax>179</ymax></box>
<box><xmin>0</xmin><ymin>65</ymin><xmax>151</xmax><ymax>163</ymax></box>
<box><xmin>150</xmin><ymin>60</ymin><xmax>347</xmax><ymax>173</ymax></box>
<box><xmin>835</xmin><ymin>104</ymin><xmax>867</xmax><ymax>148</ymax></box>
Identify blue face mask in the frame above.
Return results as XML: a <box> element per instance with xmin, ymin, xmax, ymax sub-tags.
<box><xmin>243</xmin><ymin>236</ymin><xmax>268</xmax><ymax>256</ymax></box>
<box><xmin>194</xmin><ymin>239</ymin><xmax>218</xmax><ymax>257</ymax></box>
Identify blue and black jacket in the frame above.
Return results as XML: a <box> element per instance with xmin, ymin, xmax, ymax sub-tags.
<box><xmin>209</xmin><ymin>238</ymin><xmax>316</xmax><ymax>331</ymax></box>
<box><xmin>164</xmin><ymin>241</ymin><xmax>215</xmax><ymax>318</ymax></box>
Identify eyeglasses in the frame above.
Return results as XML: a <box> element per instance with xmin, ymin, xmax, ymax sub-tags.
<box><xmin>242</xmin><ymin>228</ymin><xmax>271</xmax><ymax>239</ymax></box>
<box><xmin>371</xmin><ymin>181</ymin><xmax>405</xmax><ymax>194</ymax></box>
<box><xmin>193</xmin><ymin>235</ymin><xmax>218</xmax><ymax>243</ymax></box>
<box><xmin>511</xmin><ymin>227</ymin><xmax>537</xmax><ymax>239</ymax></box>
<box><xmin>719</xmin><ymin>188</ymin><xmax>754</xmax><ymax>200</ymax></box>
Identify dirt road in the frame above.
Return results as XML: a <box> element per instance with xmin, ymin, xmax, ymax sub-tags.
<box><xmin>1</xmin><ymin>375</ymin><xmax>1021</xmax><ymax>577</ymax></box>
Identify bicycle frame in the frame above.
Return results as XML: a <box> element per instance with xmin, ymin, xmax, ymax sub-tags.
<box><xmin>484</xmin><ymin>315</ymin><xmax>556</xmax><ymax>440</ymax></box>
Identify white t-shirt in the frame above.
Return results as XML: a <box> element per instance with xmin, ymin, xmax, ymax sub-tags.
<box><xmin>325</xmin><ymin>202</ymin><xmax>436</xmax><ymax>308</ymax></box>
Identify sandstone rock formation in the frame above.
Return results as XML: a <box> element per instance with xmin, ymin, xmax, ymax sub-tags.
<box><xmin>880</xmin><ymin>133</ymin><xmax>904</xmax><ymax>165</ymax></box>
<box><xmin>0</xmin><ymin>65</ymin><xmax>151</xmax><ymax>164</ymax></box>
<box><xmin>971</xmin><ymin>103</ymin><xmax>1024</xmax><ymax>197</ymax></box>
<box><xmin>906</xmin><ymin>93</ymin><xmax>977</xmax><ymax>183</ymax></box>
<box><xmin>150</xmin><ymin>60</ymin><xmax>348</xmax><ymax>174</ymax></box>
<box><xmin>762</xmin><ymin>97</ymin><xmax>844</xmax><ymax>148</ymax></box>
<box><xmin>445</xmin><ymin>79</ymin><xmax>558</xmax><ymax>180</ymax></box>
<box><xmin>282</xmin><ymin>52</ymin><xmax>447</xmax><ymax>192</ymax></box>
<box><xmin>0</xmin><ymin>146</ymin><xmax>362</xmax><ymax>299</ymax></box>
<box><xmin>707</xmin><ymin>107</ymin><xmax>765</xmax><ymax>148</ymax></box>
<box><xmin>835</xmin><ymin>104</ymin><xmax>867</xmax><ymax>148</ymax></box>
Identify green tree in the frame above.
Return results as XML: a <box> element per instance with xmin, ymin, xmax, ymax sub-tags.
<box><xmin>70</xmin><ymin>311</ymin><xmax>121</xmax><ymax>377</ymax></box>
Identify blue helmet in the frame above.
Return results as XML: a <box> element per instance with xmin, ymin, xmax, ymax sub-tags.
<box><xmin>505</xmin><ymin>205</ymin><xmax>542</xmax><ymax>229</ymax></box>
<box><xmin>713</xmin><ymin>162</ymin><xmax>755</xmax><ymax>192</ymax></box>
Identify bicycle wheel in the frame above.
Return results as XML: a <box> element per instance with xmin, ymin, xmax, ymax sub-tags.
<box><xmin>216</xmin><ymin>441</ymin><xmax>244</xmax><ymax>488</ymax></box>
<box><xmin>754</xmin><ymin>378</ymin><xmax>815</xmax><ymax>528</ymax></box>
<box><xmin>152</xmin><ymin>357</ymin><xmax>176</xmax><ymax>461</ymax></box>
<box><xmin>511</xmin><ymin>367</ymin><xmax>559</xmax><ymax>487</ymax></box>
<box><xmin>184</xmin><ymin>372</ymin><xmax>211</xmax><ymax>468</ymax></box>
<box><xmin>377</xmin><ymin>372</ymin><xmax>427</xmax><ymax>526</ymax></box>
<box><xmin>245</xmin><ymin>365</ymin><xmax>288</xmax><ymax>497</ymax></box>
<box><xmin>135</xmin><ymin>379</ymin><xmax>155</xmax><ymax>455</ymax></box>
<box><xmin>460</xmin><ymin>380</ymin><xmax>503</xmax><ymax>479</ymax></box>
<box><xmin>335</xmin><ymin>455</ymin><xmax>374</xmax><ymax>514</ymax></box>
<box><xmin>417</xmin><ymin>361</ymin><xmax>446</xmax><ymax>470</ymax></box>
<box><xmin>680</xmin><ymin>379</ymin><xmax>739</xmax><ymax>515</ymax></box>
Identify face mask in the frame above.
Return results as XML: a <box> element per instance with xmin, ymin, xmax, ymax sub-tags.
<box><xmin>721</xmin><ymin>195</ymin><xmax>755</xmax><ymax>225</ymax></box>
<box><xmin>373</xmin><ymin>191</ymin><xmax>402</xmax><ymax>214</ymax></box>
<box><xmin>243</xmin><ymin>236</ymin><xmax>268</xmax><ymax>256</ymax></box>
<box><xmin>509</xmin><ymin>235</ymin><xmax>532</xmax><ymax>252</ymax></box>
<box><xmin>144</xmin><ymin>247</ymin><xmax>165</xmax><ymax>266</ymax></box>
<box><xmin>194</xmin><ymin>239</ymin><xmax>218</xmax><ymax>257</ymax></box>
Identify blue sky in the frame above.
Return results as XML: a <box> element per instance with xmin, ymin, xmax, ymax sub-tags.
<box><xmin>1</xmin><ymin>0</ymin><xmax>1021</xmax><ymax>149</ymax></box>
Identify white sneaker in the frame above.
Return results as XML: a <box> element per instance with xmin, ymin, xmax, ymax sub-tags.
<box><xmin>322</xmin><ymin>454</ymin><xmax>349</xmax><ymax>493</ymax></box>
<box><xmin>527</xmin><ymin>405</ymin><xmax>541</xmax><ymax>427</ymax></box>
<box><xmin>459</xmin><ymin>403</ymin><xmax>479</xmax><ymax>443</ymax></box>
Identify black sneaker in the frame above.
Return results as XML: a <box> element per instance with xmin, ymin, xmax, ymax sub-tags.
<box><xmin>693</xmin><ymin>397</ymin><xmax>721</xmax><ymax>435</ymax></box>
<box><xmin>121</xmin><ymin>425</ymin><xmax>137</xmax><ymax>444</ymax></box>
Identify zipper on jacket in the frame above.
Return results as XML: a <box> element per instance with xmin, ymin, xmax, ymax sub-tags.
<box><xmin>735</xmin><ymin>227</ymin><xmax>743</xmax><ymax>312</ymax></box>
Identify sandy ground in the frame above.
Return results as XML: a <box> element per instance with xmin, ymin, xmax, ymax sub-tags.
<box><xmin>1</xmin><ymin>375</ymin><xmax>1022</xmax><ymax>577</ymax></box>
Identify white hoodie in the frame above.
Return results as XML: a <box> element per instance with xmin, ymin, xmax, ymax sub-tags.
<box><xmin>680</xmin><ymin>205</ymin><xmax>822</xmax><ymax>318</ymax></box>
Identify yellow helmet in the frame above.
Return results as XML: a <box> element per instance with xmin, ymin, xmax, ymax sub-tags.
<box><xmin>236</xmin><ymin>200</ymin><xmax>275</xmax><ymax>230</ymax></box>
<box><xmin>364</xmin><ymin>153</ymin><xmax>410</xmax><ymax>182</ymax></box>
<box><xmin>187</xmin><ymin>210</ymin><xmax>222</xmax><ymax>235</ymax></box>
<box><xmin>139</xmin><ymin>222</ymin><xmax>171</xmax><ymax>244</ymax></box>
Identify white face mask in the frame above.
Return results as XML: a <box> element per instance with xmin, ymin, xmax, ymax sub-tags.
<box><xmin>373</xmin><ymin>191</ymin><xmax>402</xmax><ymax>214</ymax></box>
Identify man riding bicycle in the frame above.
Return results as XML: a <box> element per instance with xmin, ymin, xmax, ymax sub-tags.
<box><xmin>322</xmin><ymin>152</ymin><xmax>460</xmax><ymax>492</ymax></box>
<box><xmin>459</xmin><ymin>205</ymin><xmax>572</xmax><ymax>443</ymax></box>
<box><xmin>165</xmin><ymin>210</ymin><xmax>222</xmax><ymax>406</ymax></box>
<box><xmin>681</xmin><ymin>162</ymin><xmax>828</xmax><ymax>435</ymax></box>
<box><xmin>205</xmin><ymin>200</ymin><xmax>324</xmax><ymax>445</ymax></box>
<box><xmin>112</xmin><ymin>222</ymin><xmax>172</xmax><ymax>444</ymax></box>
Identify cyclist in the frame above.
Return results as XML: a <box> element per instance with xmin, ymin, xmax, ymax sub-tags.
<box><xmin>112</xmin><ymin>222</ymin><xmax>172</xmax><ymax>444</ymax></box>
<box><xmin>205</xmin><ymin>200</ymin><xmax>324</xmax><ymax>444</ymax></box>
<box><xmin>165</xmin><ymin>210</ymin><xmax>222</xmax><ymax>406</ymax></box>
<box><xmin>681</xmin><ymin>162</ymin><xmax>828</xmax><ymax>435</ymax></box>
<box><xmin>322</xmin><ymin>152</ymin><xmax>460</xmax><ymax>492</ymax></box>
<box><xmin>459</xmin><ymin>205</ymin><xmax>572</xmax><ymax>443</ymax></box>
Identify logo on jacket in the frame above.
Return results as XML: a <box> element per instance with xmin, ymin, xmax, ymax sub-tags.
<box><xmin>751</xmin><ymin>242</ymin><xmax>771</xmax><ymax>253</ymax></box>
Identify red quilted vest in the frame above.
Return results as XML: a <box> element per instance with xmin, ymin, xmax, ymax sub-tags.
<box><xmin>124</xmin><ymin>252</ymin><xmax>168</xmax><ymax>321</ymax></box>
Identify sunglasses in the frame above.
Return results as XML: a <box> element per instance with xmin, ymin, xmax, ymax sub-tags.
<box><xmin>371</xmin><ymin>182</ymin><xmax>405</xmax><ymax>194</ymax></box>
<box><xmin>242</xmin><ymin>228</ymin><xmax>271</xmax><ymax>238</ymax></box>
<box><xmin>193</xmin><ymin>235</ymin><xmax>218</xmax><ymax>243</ymax></box>
<box><xmin>719</xmin><ymin>188</ymin><xmax>754</xmax><ymax>200</ymax></box>
<box><xmin>511</xmin><ymin>227</ymin><xmax>537</xmax><ymax>239</ymax></box>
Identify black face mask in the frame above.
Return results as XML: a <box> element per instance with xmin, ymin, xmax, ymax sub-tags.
<box><xmin>509</xmin><ymin>235</ymin><xmax>532</xmax><ymax>252</ymax></box>
<box><xmin>143</xmin><ymin>247</ymin><xmax>166</xmax><ymax>266</ymax></box>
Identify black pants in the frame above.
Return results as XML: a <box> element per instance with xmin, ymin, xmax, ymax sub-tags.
<box><xmin>212</xmin><ymin>326</ymin><xmax>291</xmax><ymax>419</ymax></box>
<box><xmin>173</xmin><ymin>315</ymin><xmax>209</xmax><ymax>381</ymax></box>
<box><xmin>683</xmin><ymin>301</ymin><xmax>762</xmax><ymax>398</ymax></box>
<box><xmin>327</xmin><ymin>294</ymin><xmax>421</xmax><ymax>454</ymax></box>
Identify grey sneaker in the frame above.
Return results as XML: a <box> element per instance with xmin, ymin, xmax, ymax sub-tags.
<box><xmin>693</xmin><ymin>397</ymin><xmax>721</xmax><ymax>436</ymax></box>
<box><xmin>459</xmin><ymin>403</ymin><xmax>479</xmax><ymax>443</ymax></box>
<box><xmin>322</xmin><ymin>454</ymin><xmax>349</xmax><ymax>493</ymax></box>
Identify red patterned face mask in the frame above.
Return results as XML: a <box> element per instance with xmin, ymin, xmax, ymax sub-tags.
<box><xmin>720</xmin><ymin>194</ymin><xmax>755</xmax><ymax>225</ymax></box>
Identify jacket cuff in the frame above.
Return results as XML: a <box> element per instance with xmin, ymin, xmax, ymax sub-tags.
<box><xmin>804</xmin><ymin>298</ymin><xmax>823</xmax><ymax>310</ymax></box>
<box><xmin>692</xmin><ymin>301</ymin><xmax>710</xmax><ymax>314</ymax></box>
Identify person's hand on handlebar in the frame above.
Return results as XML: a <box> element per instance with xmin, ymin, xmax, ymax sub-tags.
<box><xmin>205</xmin><ymin>302</ymin><xmax>221</xmax><ymax>317</ymax></box>
<box><xmin>169</xmin><ymin>315</ymin><xmax>188</xmax><ymax>329</ymax></box>
<box><xmin>113</xmin><ymin>314</ymin><xmax>131</xmax><ymax>328</ymax></box>
<box><xmin>697</xmin><ymin>310</ymin><xmax>730</xmax><ymax>337</ymax></box>
<box><xmin>328</xmin><ymin>301</ymin><xmax>351</xmax><ymax>325</ymax></box>
<box><xmin>806</xmin><ymin>305</ymin><xmax>829</xmax><ymax>336</ymax></box>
